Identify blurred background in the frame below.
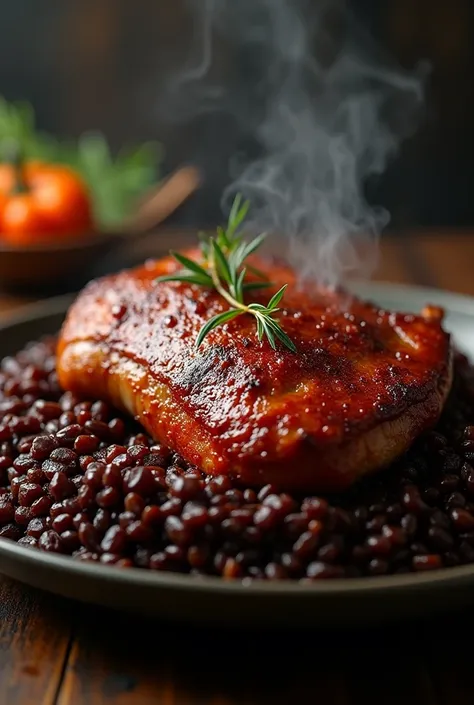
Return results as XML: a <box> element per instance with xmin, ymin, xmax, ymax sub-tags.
<box><xmin>0</xmin><ymin>0</ymin><xmax>472</xmax><ymax>291</ymax></box>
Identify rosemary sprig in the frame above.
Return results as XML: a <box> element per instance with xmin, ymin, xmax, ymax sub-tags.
<box><xmin>156</xmin><ymin>194</ymin><xmax>296</xmax><ymax>352</ymax></box>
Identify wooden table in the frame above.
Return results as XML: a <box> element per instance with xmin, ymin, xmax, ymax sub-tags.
<box><xmin>1</xmin><ymin>230</ymin><xmax>474</xmax><ymax>704</ymax></box>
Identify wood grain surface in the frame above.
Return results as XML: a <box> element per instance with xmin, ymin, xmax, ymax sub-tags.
<box><xmin>0</xmin><ymin>230</ymin><xmax>473</xmax><ymax>704</ymax></box>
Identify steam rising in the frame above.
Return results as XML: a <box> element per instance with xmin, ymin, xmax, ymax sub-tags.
<box><xmin>165</xmin><ymin>0</ymin><xmax>426</xmax><ymax>288</ymax></box>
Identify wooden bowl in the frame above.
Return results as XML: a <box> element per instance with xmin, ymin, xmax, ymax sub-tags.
<box><xmin>0</xmin><ymin>165</ymin><xmax>202</xmax><ymax>294</ymax></box>
<box><xmin>0</xmin><ymin>231</ymin><xmax>123</xmax><ymax>294</ymax></box>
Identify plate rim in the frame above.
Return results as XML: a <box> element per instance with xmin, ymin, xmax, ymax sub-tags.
<box><xmin>350</xmin><ymin>279</ymin><xmax>474</xmax><ymax>316</ymax></box>
<box><xmin>0</xmin><ymin>279</ymin><xmax>473</xmax><ymax>600</ymax></box>
<box><xmin>4</xmin><ymin>531</ymin><xmax>474</xmax><ymax>597</ymax></box>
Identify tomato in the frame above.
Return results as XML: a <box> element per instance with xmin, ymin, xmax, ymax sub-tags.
<box><xmin>0</xmin><ymin>156</ymin><xmax>94</xmax><ymax>246</ymax></box>
<box><xmin>0</xmin><ymin>193</ymin><xmax>49</xmax><ymax>245</ymax></box>
<box><xmin>0</xmin><ymin>191</ymin><xmax>6</xmax><ymax>223</ymax></box>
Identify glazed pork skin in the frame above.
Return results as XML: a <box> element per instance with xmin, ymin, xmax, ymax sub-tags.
<box><xmin>56</xmin><ymin>250</ymin><xmax>452</xmax><ymax>492</ymax></box>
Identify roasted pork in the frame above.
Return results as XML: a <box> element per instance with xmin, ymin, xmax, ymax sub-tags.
<box><xmin>56</xmin><ymin>250</ymin><xmax>452</xmax><ymax>491</ymax></box>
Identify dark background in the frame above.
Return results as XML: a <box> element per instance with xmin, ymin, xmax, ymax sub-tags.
<box><xmin>1</xmin><ymin>0</ymin><xmax>473</xmax><ymax>234</ymax></box>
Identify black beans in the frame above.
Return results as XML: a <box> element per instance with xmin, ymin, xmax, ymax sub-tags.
<box><xmin>52</xmin><ymin>513</ymin><xmax>74</xmax><ymax>534</ymax></box>
<box><xmin>93</xmin><ymin>508</ymin><xmax>111</xmax><ymax>534</ymax></box>
<box><xmin>255</xmin><ymin>505</ymin><xmax>282</xmax><ymax>530</ymax></box>
<box><xmin>401</xmin><ymin>514</ymin><xmax>418</xmax><ymax>536</ymax></box>
<box><xmin>30</xmin><ymin>435</ymin><xmax>58</xmax><ymax>460</ymax></box>
<box><xmin>170</xmin><ymin>476</ymin><xmax>202</xmax><ymax>501</ymax></box>
<box><xmin>123</xmin><ymin>466</ymin><xmax>156</xmax><ymax>497</ymax></box>
<box><xmin>124</xmin><ymin>492</ymin><xmax>145</xmax><ymax>515</ymax></box>
<box><xmin>165</xmin><ymin>516</ymin><xmax>192</xmax><ymax>545</ymax></box>
<box><xmin>401</xmin><ymin>485</ymin><xmax>429</xmax><ymax>514</ymax></box>
<box><xmin>142</xmin><ymin>505</ymin><xmax>162</xmax><ymax>527</ymax></box>
<box><xmin>0</xmin><ymin>523</ymin><xmax>21</xmax><ymax>540</ymax></box>
<box><xmin>451</xmin><ymin>507</ymin><xmax>474</xmax><ymax>531</ymax></box>
<box><xmin>306</xmin><ymin>562</ymin><xmax>344</xmax><ymax>579</ymax></box>
<box><xmin>207</xmin><ymin>475</ymin><xmax>232</xmax><ymax>494</ymax></box>
<box><xmin>368</xmin><ymin>558</ymin><xmax>389</xmax><ymax>576</ymax></box>
<box><xmin>18</xmin><ymin>482</ymin><xmax>43</xmax><ymax>507</ymax></box>
<box><xmin>0</xmin><ymin>497</ymin><xmax>15</xmax><ymax>523</ymax></box>
<box><xmin>83</xmin><ymin>462</ymin><xmax>105</xmax><ymax>489</ymax></box>
<box><xmin>293</xmin><ymin>531</ymin><xmax>320</xmax><ymax>559</ymax></box>
<box><xmin>30</xmin><ymin>495</ymin><xmax>52</xmax><ymax>517</ymax></box>
<box><xmin>0</xmin><ymin>337</ymin><xmax>473</xmax><ymax>580</ymax></box>
<box><xmin>56</xmin><ymin>424</ymin><xmax>83</xmax><ymax>442</ymax></box>
<box><xmin>50</xmin><ymin>448</ymin><xmax>77</xmax><ymax>465</ymax></box>
<box><xmin>74</xmin><ymin>434</ymin><xmax>100</xmax><ymax>455</ymax></box>
<box><xmin>78</xmin><ymin>522</ymin><xmax>100</xmax><ymax>551</ymax></box>
<box><xmin>102</xmin><ymin>465</ymin><xmax>122</xmax><ymax>489</ymax></box>
<box><xmin>96</xmin><ymin>487</ymin><xmax>121</xmax><ymax>509</ymax></box>
<box><xmin>188</xmin><ymin>545</ymin><xmax>210</xmax><ymax>569</ymax></box>
<box><xmin>126</xmin><ymin>521</ymin><xmax>153</xmax><ymax>544</ymax></box>
<box><xmin>302</xmin><ymin>497</ymin><xmax>328</xmax><ymax>520</ymax></box>
<box><xmin>412</xmin><ymin>554</ymin><xmax>442</xmax><ymax>571</ymax></box>
<box><xmin>49</xmin><ymin>472</ymin><xmax>75</xmax><ymax>501</ymax></box>
<box><xmin>14</xmin><ymin>506</ymin><xmax>32</xmax><ymax>526</ymax></box>
<box><xmin>101</xmin><ymin>525</ymin><xmax>127</xmax><ymax>553</ymax></box>
<box><xmin>427</xmin><ymin>526</ymin><xmax>454</xmax><ymax>551</ymax></box>
<box><xmin>38</xmin><ymin>530</ymin><xmax>64</xmax><ymax>553</ymax></box>
<box><xmin>84</xmin><ymin>419</ymin><xmax>111</xmax><ymax>440</ymax></box>
<box><xmin>33</xmin><ymin>400</ymin><xmax>61</xmax><ymax>421</ymax></box>
<box><xmin>27</xmin><ymin>517</ymin><xmax>49</xmax><ymax>538</ymax></box>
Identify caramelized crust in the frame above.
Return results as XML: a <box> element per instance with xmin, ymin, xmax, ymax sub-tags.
<box><xmin>56</xmin><ymin>250</ymin><xmax>452</xmax><ymax>491</ymax></box>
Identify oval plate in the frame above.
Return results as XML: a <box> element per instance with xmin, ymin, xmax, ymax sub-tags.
<box><xmin>0</xmin><ymin>282</ymin><xmax>473</xmax><ymax>628</ymax></box>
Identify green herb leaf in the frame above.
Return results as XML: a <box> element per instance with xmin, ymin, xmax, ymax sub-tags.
<box><xmin>195</xmin><ymin>309</ymin><xmax>242</xmax><ymax>348</ymax></box>
<box><xmin>212</xmin><ymin>239</ymin><xmax>233</xmax><ymax>285</ymax></box>
<box><xmin>241</xmin><ymin>232</ymin><xmax>267</xmax><ymax>261</ymax></box>
<box><xmin>227</xmin><ymin>193</ymin><xmax>250</xmax><ymax>239</ymax></box>
<box><xmin>156</xmin><ymin>192</ymin><xmax>296</xmax><ymax>353</ymax></box>
<box><xmin>259</xmin><ymin>316</ymin><xmax>277</xmax><ymax>350</ymax></box>
<box><xmin>199</xmin><ymin>234</ymin><xmax>210</xmax><ymax>260</ymax></box>
<box><xmin>169</xmin><ymin>251</ymin><xmax>210</xmax><ymax>279</ymax></box>
<box><xmin>215</xmin><ymin>225</ymin><xmax>231</xmax><ymax>251</ymax></box>
<box><xmin>247</xmin><ymin>303</ymin><xmax>268</xmax><ymax>312</ymax></box>
<box><xmin>156</xmin><ymin>272</ymin><xmax>213</xmax><ymax>287</ymax></box>
<box><xmin>234</xmin><ymin>267</ymin><xmax>247</xmax><ymax>303</ymax></box>
<box><xmin>267</xmin><ymin>284</ymin><xmax>288</xmax><ymax>311</ymax></box>
<box><xmin>264</xmin><ymin>317</ymin><xmax>297</xmax><ymax>353</ymax></box>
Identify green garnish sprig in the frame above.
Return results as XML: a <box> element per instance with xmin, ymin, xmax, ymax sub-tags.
<box><xmin>156</xmin><ymin>194</ymin><xmax>296</xmax><ymax>352</ymax></box>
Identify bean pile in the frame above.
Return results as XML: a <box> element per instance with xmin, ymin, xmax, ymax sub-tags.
<box><xmin>0</xmin><ymin>336</ymin><xmax>473</xmax><ymax>581</ymax></box>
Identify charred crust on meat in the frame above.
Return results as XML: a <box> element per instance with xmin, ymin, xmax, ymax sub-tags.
<box><xmin>57</xmin><ymin>248</ymin><xmax>453</xmax><ymax>492</ymax></box>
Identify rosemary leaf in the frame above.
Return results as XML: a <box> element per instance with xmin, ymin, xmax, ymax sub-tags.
<box><xmin>234</xmin><ymin>267</ymin><xmax>247</xmax><ymax>304</ymax></box>
<box><xmin>247</xmin><ymin>302</ymin><xmax>268</xmax><ymax>312</ymax></box>
<box><xmin>156</xmin><ymin>193</ymin><xmax>296</xmax><ymax>353</ymax></box>
<box><xmin>211</xmin><ymin>239</ymin><xmax>233</xmax><ymax>285</ymax></box>
<box><xmin>259</xmin><ymin>316</ymin><xmax>277</xmax><ymax>350</ymax></box>
<box><xmin>216</xmin><ymin>225</ymin><xmax>230</xmax><ymax>250</ymax></box>
<box><xmin>228</xmin><ymin>241</ymin><xmax>248</xmax><ymax>273</ymax></box>
<box><xmin>156</xmin><ymin>272</ymin><xmax>213</xmax><ymax>287</ymax></box>
<box><xmin>240</xmin><ymin>232</ymin><xmax>268</xmax><ymax>261</ymax></box>
<box><xmin>267</xmin><ymin>284</ymin><xmax>288</xmax><ymax>311</ymax></box>
<box><xmin>170</xmin><ymin>252</ymin><xmax>210</xmax><ymax>278</ymax></box>
<box><xmin>227</xmin><ymin>194</ymin><xmax>250</xmax><ymax>238</ymax></box>
<box><xmin>264</xmin><ymin>317</ymin><xmax>297</xmax><ymax>353</ymax></box>
<box><xmin>195</xmin><ymin>309</ymin><xmax>242</xmax><ymax>348</ymax></box>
